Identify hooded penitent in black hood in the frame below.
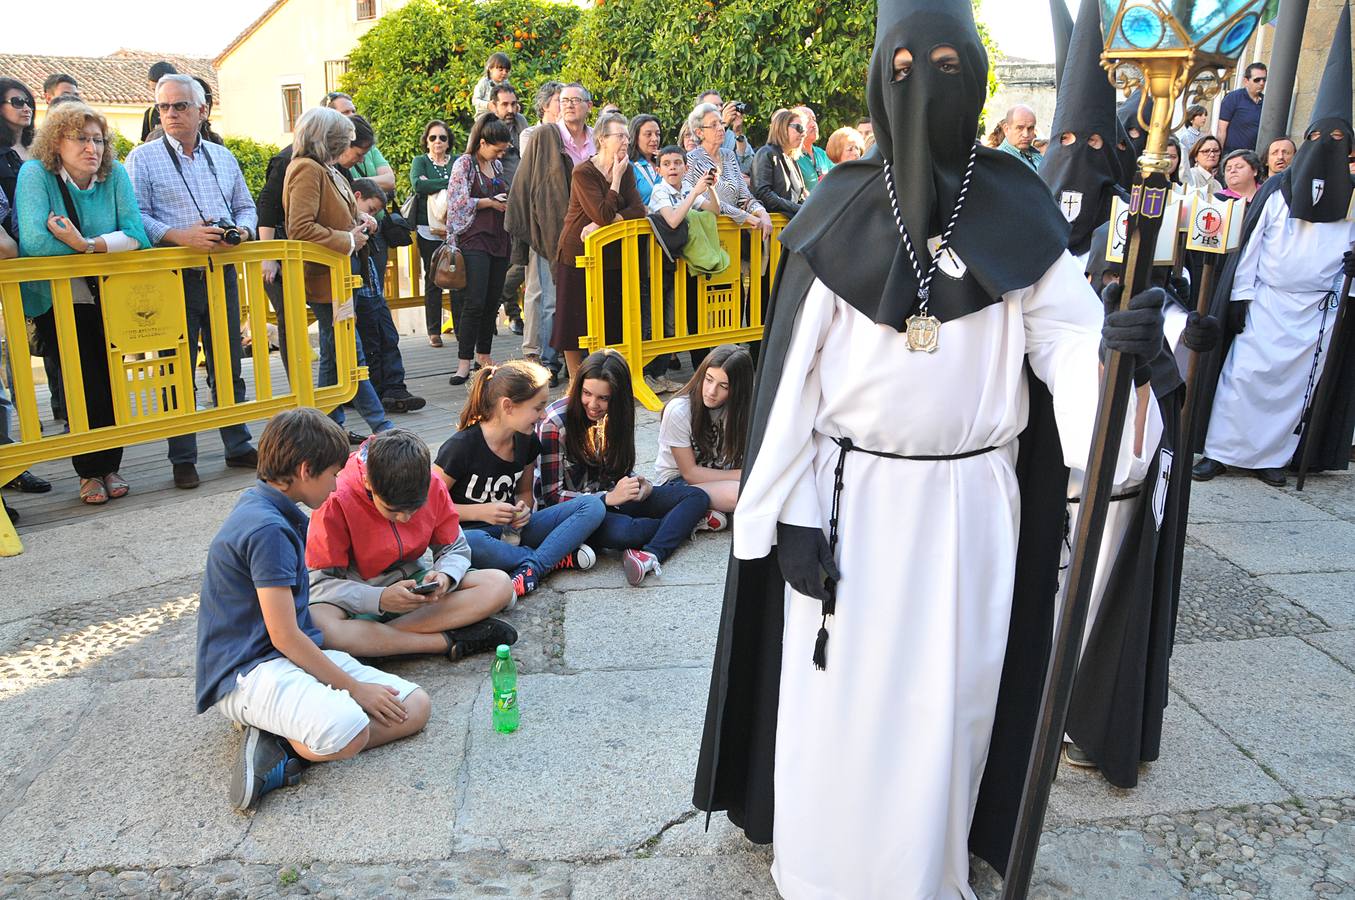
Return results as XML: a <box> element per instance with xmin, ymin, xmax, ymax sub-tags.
<box><xmin>776</xmin><ymin>0</ymin><xmax>1068</xmax><ymax>330</ymax></box>
<box><xmin>1285</xmin><ymin>1</ymin><xmax>1353</xmax><ymax>224</ymax></box>
<box><xmin>1041</xmin><ymin>0</ymin><xmax>1125</xmax><ymax>256</ymax></box>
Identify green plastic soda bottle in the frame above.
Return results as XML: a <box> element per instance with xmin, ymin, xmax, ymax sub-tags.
<box><xmin>491</xmin><ymin>644</ymin><xmax>520</xmax><ymax>733</ymax></box>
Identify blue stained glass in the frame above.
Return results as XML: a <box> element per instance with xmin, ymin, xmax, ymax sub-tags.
<box><xmin>1121</xmin><ymin>6</ymin><xmax>1165</xmax><ymax>47</ymax></box>
<box><xmin>1101</xmin><ymin>0</ymin><xmax>1264</xmax><ymax>59</ymax></box>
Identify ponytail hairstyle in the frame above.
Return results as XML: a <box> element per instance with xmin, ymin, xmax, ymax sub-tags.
<box><xmin>676</xmin><ymin>344</ymin><xmax>753</xmax><ymax>469</ymax></box>
<box><xmin>564</xmin><ymin>349</ymin><xmax>635</xmax><ymax>481</ymax></box>
<box><xmin>458</xmin><ymin>359</ymin><xmax>550</xmax><ymax>430</ymax></box>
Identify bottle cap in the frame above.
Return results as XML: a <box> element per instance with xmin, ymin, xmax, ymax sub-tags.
<box><xmin>495</xmin><ymin>644</ymin><xmax>511</xmax><ymax>658</ymax></box>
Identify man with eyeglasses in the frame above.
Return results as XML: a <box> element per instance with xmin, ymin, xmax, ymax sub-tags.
<box><xmin>125</xmin><ymin>74</ymin><xmax>259</xmax><ymax>490</ymax></box>
<box><xmin>556</xmin><ymin>83</ymin><xmax>596</xmax><ymax>165</ymax></box>
<box><xmin>1217</xmin><ymin>62</ymin><xmax>1266</xmax><ymax>156</ymax></box>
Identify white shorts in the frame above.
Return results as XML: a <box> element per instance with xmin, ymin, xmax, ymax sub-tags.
<box><xmin>214</xmin><ymin>649</ymin><xmax>420</xmax><ymax>757</ymax></box>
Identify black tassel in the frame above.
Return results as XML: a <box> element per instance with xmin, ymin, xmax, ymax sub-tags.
<box><xmin>823</xmin><ymin>577</ymin><xmax>837</xmax><ymax>616</ymax></box>
<box><xmin>813</xmin><ymin>625</ymin><xmax>829</xmax><ymax>670</ymax></box>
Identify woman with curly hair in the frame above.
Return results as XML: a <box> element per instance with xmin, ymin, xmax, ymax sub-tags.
<box><xmin>14</xmin><ymin>101</ymin><xmax>150</xmax><ymax>504</ymax></box>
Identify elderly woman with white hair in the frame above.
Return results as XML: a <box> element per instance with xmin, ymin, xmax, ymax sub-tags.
<box><xmin>283</xmin><ymin>106</ymin><xmax>392</xmax><ymax>439</ymax></box>
<box><xmin>682</xmin><ymin>102</ymin><xmax>772</xmax><ymax>237</ymax></box>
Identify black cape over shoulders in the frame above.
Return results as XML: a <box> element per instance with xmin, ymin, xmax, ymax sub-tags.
<box><xmin>692</xmin><ymin>246</ymin><xmax>1073</xmax><ymax>875</ymax></box>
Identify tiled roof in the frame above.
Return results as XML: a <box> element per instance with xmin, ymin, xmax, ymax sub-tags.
<box><xmin>0</xmin><ymin>51</ymin><xmax>219</xmax><ymax>107</ymax></box>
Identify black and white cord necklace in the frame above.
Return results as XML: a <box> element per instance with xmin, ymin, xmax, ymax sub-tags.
<box><xmin>883</xmin><ymin>144</ymin><xmax>978</xmax><ymax>352</ymax></box>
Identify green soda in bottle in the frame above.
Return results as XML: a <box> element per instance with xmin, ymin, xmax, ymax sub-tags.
<box><xmin>491</xmin><ymin>644</ymin><xmax>520</xmax><ymax>733</ymax></box>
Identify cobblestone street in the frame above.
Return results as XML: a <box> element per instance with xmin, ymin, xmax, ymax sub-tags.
<box><xmin>3</xmin><ymin>345</ymin><xmax>1355</xmax><ymax>899</ymax></box>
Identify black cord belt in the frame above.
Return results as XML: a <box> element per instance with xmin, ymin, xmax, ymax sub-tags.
<box><xmin>813</xmin><ymin>436</ymin><xmax>999</xmax><ymax>670</ymax></box>
<box><xmin>1066</xmin><ymin>487</ymin><xmax>1143</xmax><ymax>504</ymax></box>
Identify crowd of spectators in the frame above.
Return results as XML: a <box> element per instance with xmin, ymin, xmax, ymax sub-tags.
<box><xmin>0</xmin><ymin>49</ymin><xmax>863</xmax><ymax>523</ymax></box>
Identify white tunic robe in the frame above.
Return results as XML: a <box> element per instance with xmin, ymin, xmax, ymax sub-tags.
<box><xmin>732</xmin><ymin>251</ymin><xmax>1159</xmax><ymax>900</ymax></box>
<box><xmin>1204</xmin><ymin>190</ymin><xmax>1355</xmax><ymax>469</ymax></box>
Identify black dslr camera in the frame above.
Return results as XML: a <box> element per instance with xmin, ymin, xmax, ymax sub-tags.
<box><xmin>211</xmin><ymin>219</ymin><xmax>244</xmax><ymax>245</ymax></box>
<box><xmin>733</xmin><ymin>102</ymin><xmax>748</xmax><ymax>114</ymax></box>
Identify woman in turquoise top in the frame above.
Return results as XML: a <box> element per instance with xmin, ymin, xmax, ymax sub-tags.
<box><xmin>15</xmin><ymin>101</ymin><xmax>151</xmax><ymax>505</ymax></box>
<box><xmin>627</xmin><ymin>115</ymin><xmax>662</xmax><ymax>206</ymax></box>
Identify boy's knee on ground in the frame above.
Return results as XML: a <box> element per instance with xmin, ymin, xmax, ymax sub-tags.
<box><xmin>334</xmin><ymin>725</ymin><xmax>371</xmax><ymax>760</ymax></box>
<box><xmin>402</xmin><ymin>688</ymin><xmax>433</xmax><ymax>732</ymax></box>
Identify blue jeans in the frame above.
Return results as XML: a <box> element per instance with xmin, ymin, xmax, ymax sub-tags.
<box><xmin>354</xmin><ymin>289</ymin><xmax>407</xmax><ymax>398</ymax></box>
<box><xmin>310</xmin><ymin>301</ymin><xmax>393</xmax><ymax>435</ymax></box>
<box><xmin>167</xmin><ymin>267</ymin><xmax>254</xmax><ymax>465</ymax></box>
<box><xmin>464</xmin><ymin>494</ymin><xmax>606</xmax><ymax>573</ymax></box>
<box><xmin>592</xmin><ymin>481</ymin><xmax>708</xmax><ymax>562</ymax></box>
<box><xmin>529</xmin><ymin>251</ymin><xmax>560</xmax><ymax>371</ymax></box>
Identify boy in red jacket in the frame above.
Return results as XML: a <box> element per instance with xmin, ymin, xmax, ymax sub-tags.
<box><xmin>306</xmin><ymin>429</ymin><xmax>516</xmax><ymax>659</ymax></box>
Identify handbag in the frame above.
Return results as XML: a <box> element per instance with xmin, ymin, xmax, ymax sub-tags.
<box><xmin>427</xmin><ymin>188</ymin><xmax>449</xmax><ymax>238</ymax></box>
<box><xmin>398</xmin><ymin>192</ymin><xmax>416</xmax><ymax>220</ymax></box>
<box><xmin>381</xmin><ymin>208</ymin><xmax>415</xmax><ymax>248</ymax></box>
<box><xmin>429</xmin><ymin>240</ymin><xmax>466</xmax><ymax>290</ymax></box>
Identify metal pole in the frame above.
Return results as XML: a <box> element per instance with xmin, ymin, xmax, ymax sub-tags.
<box><xmin>1257</xmin><ymin>0</ymin><xmax>1311</xmax><ymax>153</ymax></box>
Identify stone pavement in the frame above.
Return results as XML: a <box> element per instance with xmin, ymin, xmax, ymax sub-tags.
<box><xmin>3</xmin><ymin>342</ymin><xmax>1355</xmax><ymax>898</ymax></box>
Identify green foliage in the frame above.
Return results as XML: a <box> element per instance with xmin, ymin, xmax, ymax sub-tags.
<box><xmin>343</xmin><ymin>0</ymin><xmax>580</xmax><ymax>195</ymax></box>
<box><xmin>346</xmin><ymin>0</ymin><xmax>1000</xmax><ymax>186</ymax></box>
<box><xmin>560</xmin><ymin>0</ymin><xmax>1000</xmax><ymax>144</ymax></box>
<box><xmin>224</xmin><ymin>136</ymin><xmax>282</xmax><ymax>198</ymax></box>
<box><xmin>109</xmin><ymin>130</ymin><xmax>135</xmax><ymax>162</ymax></box>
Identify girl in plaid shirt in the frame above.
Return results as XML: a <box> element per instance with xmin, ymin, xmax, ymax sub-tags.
<box><xmin>536</xmin><ymin>350</ymin><xmax>709</xmax><ymax>585</ymax></box>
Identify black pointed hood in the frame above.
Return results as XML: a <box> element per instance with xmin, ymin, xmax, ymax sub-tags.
<box><xmin>776</xmin><ymin>0</ymin><xmax>1070</xmax><ymax>331</ymax></box>
<box><xmin>1286</xmin><ymin>1</ymin><xmax>1353</xmax><ymax>223</ymax></box>
<box><xmin>1041</xmin><ymin>0</ymin><xmax>1124</xmax><ymax>255</ymax></box>
<box><xmin>1050</xmin><ymin>0</ymin><xmax>1075</xmax><ymax>87</ymax></box>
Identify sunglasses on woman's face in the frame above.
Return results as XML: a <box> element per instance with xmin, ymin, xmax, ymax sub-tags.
<box><xmin>428</xmin><ymin>134</ymin><xmax>449</xmax><ymax>142</ymax></box>
<box><xmin>789</xmin><ymin>123</ymin><xmax>805</xmax><ymax>133</ymax></box>
<box><xmin>5</xmin><ymin>97</ymin><xmax>33</xmax><ymax>109</ymax></box>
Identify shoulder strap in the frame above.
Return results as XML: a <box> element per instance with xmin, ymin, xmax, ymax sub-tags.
<box><xmin>54</xmin><ymin>175</ymin><xmax>82</xmax><ymax>232</ymax></box>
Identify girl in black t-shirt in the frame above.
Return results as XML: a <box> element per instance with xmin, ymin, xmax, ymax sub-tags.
<box><xmin>435</xmin><ymin>360</ymin><xmax>606</xmax><ymax>597</ymax></box>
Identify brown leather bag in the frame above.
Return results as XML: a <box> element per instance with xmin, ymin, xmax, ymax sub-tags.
<box><xmin>429</xmin><ymin>241</ymin><xmax>467</xmax><ymax>290</ymax></box>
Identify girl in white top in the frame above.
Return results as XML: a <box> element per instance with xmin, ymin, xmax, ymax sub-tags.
<box><xmin>654</xmin><ymin>344</ymin><xmax>754</xmax><ymax>515</ymax></box>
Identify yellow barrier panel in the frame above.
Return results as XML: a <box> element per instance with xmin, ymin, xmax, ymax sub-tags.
<box><xmin>575</xmin><ymin>214</ymin><xmax>788</xmax><ymax>410</ymax></box>
<box><xmin>0</xmin><ymin>240</ymin><xmax>364</xmax><ymax>557</ymax></box>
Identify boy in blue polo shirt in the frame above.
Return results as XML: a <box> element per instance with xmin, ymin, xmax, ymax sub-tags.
<box><xmin>195</xmin><ymin>408</ymin><xmax>431</xmax><ymax>811</ymax></box>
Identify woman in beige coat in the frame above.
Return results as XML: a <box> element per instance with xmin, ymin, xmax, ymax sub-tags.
<box><xmin>282</xmin><ymin>106</ymin><xmax>391</xmax><ymax>437</ymax></box>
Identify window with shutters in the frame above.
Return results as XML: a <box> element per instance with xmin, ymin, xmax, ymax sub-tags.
<box><xmin>325</xmin><ymin>59</ymin><xmax>350</xmax><ymax>94</ymax></box>
<box><xmin>355</xmin><ymin>0</ymin><xmax>376</xmax><ymax>20</ymax></box>
<box><xmin>281</xmin><ymin>84</ymin><xmax>303</xmax><ymax>132</ymax></box>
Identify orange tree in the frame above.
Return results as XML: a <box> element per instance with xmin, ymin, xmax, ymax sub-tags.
<box><xmin>343</xmin><ymin>0</ymin><xmax>580</xmax><ymax>194</ymax></box>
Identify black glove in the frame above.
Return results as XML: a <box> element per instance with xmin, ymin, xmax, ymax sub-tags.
<box><xmin>1101</xmin><ymin>284</ymin><xmax>1166</xmax><ymax>365</ymax></box>
<box><xmin>1343</xmin><ymin>250</ymin><xmax>1355</xmax><ymax>279</ymax></box>
<box><xmin>1181</xmin><ymin>311</ymin><xmax>1221</xmax><ymax>353</ymax></box>
<box><xmin>776</xmin><ymin>523</ymin><xmax>839</xmax><ymax>603</ymax></box>
<box><xmin>1226</xmin><ymin>300</ymin><xmax>1249</xmax><ymax>334</ymax></box>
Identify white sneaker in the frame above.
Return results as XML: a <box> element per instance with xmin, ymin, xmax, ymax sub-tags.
<box><xmin>693</xmin><ymin>509</ymin><xmax>729</xmax><ymax>536</ymax></box>
<box><xmin>552</xmin><ymin>543</ymin><xmax>597</xmax><ymax>572</ymax></box>
<box><xmin>623</xmin><ymin>548</ymin><xmax>662</xmax><ymax>585</ymax></box>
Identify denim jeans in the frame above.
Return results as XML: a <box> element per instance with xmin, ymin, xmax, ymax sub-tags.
<box><xmin>310</xmin><ymin>301</ymin><xmax>393</xmax><ymax>435</ymax></box>
<box><xmin>354</xmin><ymin>289</ymin><xmax>407</xmax><ymax>399</ymax></box>
<box><xmin>527</xmin><ymin>251</ymin><xmax>560</xmax><ymax>370</ymax></box>
<box><xmin>167</xmin><ymin>267</ymin><xmax>254</xmax><ymax>465</ymax></box>
<box><xmin>591</xmin><ymin>481</ymin><xmax>708</xmax><ymax>562</ymax></box>
<box><xmin>464</xmin><ymin>494</ymin><xmax>607</xmax><ymax>574</ymax></box>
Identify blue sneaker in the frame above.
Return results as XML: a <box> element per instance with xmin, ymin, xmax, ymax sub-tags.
<box><xmin>230</xmin><ymin>725</ymin><xmax>302</xmax><ymax>811</ymax></box>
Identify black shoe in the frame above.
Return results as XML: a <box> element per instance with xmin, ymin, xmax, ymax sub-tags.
<box><xmin>173</xmin><ymin>463</ymin><xmax>201</xmax><ymax>489</ymax></box>
<box><xmin>1063</xmin><ymin>742</ymin><xmax>1097</xmax><ymax>768</ymax></box>
<box><xmin>5</xmin><ymin>471</ymin><xmax>51</xmax><ymax>493</ymax></box>
<box><xmin>449</xmin><ymin>372</ymin><xmax>470</xmax><ymax>386</ymax></box>
<box><xmin>225</xmin><ymin>449</ymin><xmax>259</xmax><ymax>470</ymax></box>
<box><xmin>381</xmin><ymin>390</ymin><xmax>427</xmax><ymax>413</ymax></box>
<box><xmin>548</xmin><ymin>369</ymin><xmax>561</xmax><ymax>388</ymax></box>
<box><xmin>510</xmin><ymin>317</ymin><xmax>524</xmax><ymax>336</ymax></box>
<box><xmin>1192</xmin><ymin>458</ymin><xmax>1226</xmax><ymax>481</ymax></box>
<box><xmin>346</xmin><ymin>430</ymin><xmax>366</xmax><ymax>446</ymax></box>
<box><xmin>1256</xmin><ymin>467</ymin><xmax>1287</xmax><ymax>487</ymax></box>
<box><xmin>230</xmin><ymin>725</ymin><xmax>303</xmax><ymax>811</ymax></box>
<box><xmin>446</xmin><ymin>617</ymin><xmax>519</xmax><ymax>661</ymax></box>
<box><xmin>3</xmin><ymin>501</ymin><xmax>19</xmax><ymax>523</ymax></box>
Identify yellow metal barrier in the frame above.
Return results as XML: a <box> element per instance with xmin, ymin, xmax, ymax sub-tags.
<box><xmin>0</xmin><ymin>240</ymin><xmax>364</xmax><ymax>557</ymax></box>
<box><xmin>575</xmin><ymin>214</ymin><xmax>788</xmax><ymax>410</ymax></box>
